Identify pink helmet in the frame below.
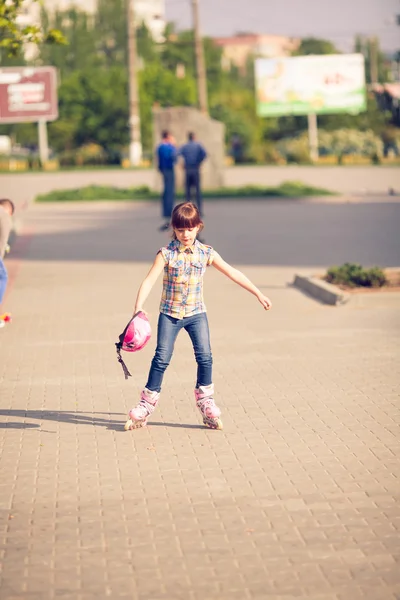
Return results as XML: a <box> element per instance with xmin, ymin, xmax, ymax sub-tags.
<box><xmin>115</xmin><ymin>311</ymin><xmax>151</xmax><ymax>379</ymax></box>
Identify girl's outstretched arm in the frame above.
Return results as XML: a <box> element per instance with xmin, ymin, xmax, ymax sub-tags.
<box><xmin>212</xmin><ymin>252</ymin><xmax>272</xmax><ymax>311</ymax></box>
<box><xmin>134</xmin><ymin>252</ymin><xmax>165</xmax><ymax>313</ymax></box>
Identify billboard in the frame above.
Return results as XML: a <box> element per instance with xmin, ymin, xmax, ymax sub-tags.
<box><xmin>0</xmin><ymin>66</ymin><xmax>58</xmax><ymax>123</ymax></box>
<box><xmin>255</xmin><ymin>54</ymin><xmax>366</xmax><ymax>117</ymax></box>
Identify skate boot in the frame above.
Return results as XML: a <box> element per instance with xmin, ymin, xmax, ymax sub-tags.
<box><xmin>0</xmin><ymin>313</ymin><xmax>11</xmax><ymax>329</ymax></box>
<box><xmin>195</xmin><ymin>384</ymin><xmax>223</xmax><ymax>430</ymax></box>
<box><xmin>124</xmin><ymin>388</ymin><xmax>159</xmax><ymax>430</ymax></box>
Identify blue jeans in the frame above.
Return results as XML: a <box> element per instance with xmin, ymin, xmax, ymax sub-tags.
<box><xmin>185</xmin><ymin>168</ymin><xmax>202</xmax><ymax>216</ymax></box>
<box><xmin>161</xmin><ymin>168</ymin><xmax>175</xmax><ymax>219</ymax></box>
<box><xmin>0</xmin><ymin>256</ymin><xmax>8</xmax><ymax>306</ymax></box>
<box><xmin>146</xmin><ymin>312</ymin><xmax>212</xmax><ymax>392</ymax></box>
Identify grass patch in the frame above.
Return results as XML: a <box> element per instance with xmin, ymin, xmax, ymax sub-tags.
<box><xmin>35</xmin><ymin>180</ymin><xmax>334</xmax><ymax>202</ymax></box>
<box><xmin>35</xmin><ymin>185</ymin><xmax>153</xmax><ymax>202</ymax></box>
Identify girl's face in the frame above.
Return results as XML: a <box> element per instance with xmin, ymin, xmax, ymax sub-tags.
<box><xmin>174</xmin><ymin>226</ymin><xmax>200</xmax><ymax>247</ymax></box>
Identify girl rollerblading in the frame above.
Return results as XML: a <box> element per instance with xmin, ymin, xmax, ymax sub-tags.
<box><xmin>124</xmin><ymin>202</ymin><xmax>271</xmax><ymax>430</ymax></box>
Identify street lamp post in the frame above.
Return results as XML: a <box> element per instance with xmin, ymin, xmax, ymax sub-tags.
<box><xmin>192</xmin><ymin>0</ymin><xmax>208</xmax><ymax>114</ymax></box>
<box><xmin>127</xmin><ymin>0</ymin><xmax>142</xmax><ymax>166</ymax></box>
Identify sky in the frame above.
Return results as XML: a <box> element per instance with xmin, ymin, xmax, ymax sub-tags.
<box><xmin>165</xmin><ymin>0</ymin><xmax>400</xmax><ymax>53</ymax></box>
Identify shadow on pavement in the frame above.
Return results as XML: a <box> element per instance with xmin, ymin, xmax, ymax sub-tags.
<box><xmin>9</xmin><ymin>201</ymin><xmax>400</xmax><ymax>267</ymax></box>
<box><xmin>0</xmin><ymin>410</ymin><xmax>207</xmax><ymax>432</ymax></box>
<box><xmin>0</xmin><ymin>422</ymin><xmax>40</xmax><ymax>429</ymax></box>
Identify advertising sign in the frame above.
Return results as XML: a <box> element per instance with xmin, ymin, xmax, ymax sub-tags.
<box><xmin>0</xmin><ymin>66</ymin><xmax>58</xmax><ymax>123</ymax></box>
<box><xmin>255</xmin><ymin>54</ymin><xmax>366</xmax><ymax>117</ymax></box>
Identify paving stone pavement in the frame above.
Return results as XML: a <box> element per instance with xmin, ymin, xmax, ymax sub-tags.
<box><xmin>0</xmin><ymin>200</ymin><xmax>399</xmax><ymax>600</ymax></box>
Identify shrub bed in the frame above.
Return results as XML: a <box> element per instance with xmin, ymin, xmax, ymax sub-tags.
<box><xmin>35</xmin><ymin>181</ymin><xmax>334</xmax><ymax>202</ymax></box>
<box><xmin>324</xmin><ymin>263</ymin><xmax>388</xmax><ymax>288</ymax></box>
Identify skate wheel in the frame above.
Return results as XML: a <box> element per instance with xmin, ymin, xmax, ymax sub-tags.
<box><xmin>124</xmin><ymin>418</ymin><xmax>147</xmax><ymax>431</ymax></box>
<box><xmin>124</xmin><ymin>419</ymin><xmax>133</xmax><ymax>431</ymax></box>
<box><xmin>204</xmin><ymin>417</ymin><xmax>223</xmax><ymax>430</ymax></box>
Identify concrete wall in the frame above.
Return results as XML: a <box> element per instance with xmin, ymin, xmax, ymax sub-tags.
<box><xmin>153</xmin><ymin>106</ymin><xmax>225</xmax><ymax>191</ymax></box>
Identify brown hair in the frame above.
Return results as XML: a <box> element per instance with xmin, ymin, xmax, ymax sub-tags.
<box><xmin>0</xmin><ymin>199</ymin><xmax>15</xmax><ymax>215</ymax></box>
<box><xmin>171</xmin><ymin>202</ymin><xmax>203</xmax><ymax>237</ymax></box>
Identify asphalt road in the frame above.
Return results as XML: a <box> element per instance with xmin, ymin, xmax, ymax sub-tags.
<box><xmin>14</xmin><ymin>198</ymin><xmax>400</xmax><ymax>268</ymax></box>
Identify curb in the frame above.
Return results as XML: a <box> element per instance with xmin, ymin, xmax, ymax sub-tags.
<box><xmin>293</xmin><ymin>274</ymin><xmax>350</xmax><ymax>306</ymax></box>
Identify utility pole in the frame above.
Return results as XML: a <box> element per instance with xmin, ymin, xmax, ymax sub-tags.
<box><xmin>38</xmin><ymin>119</ymin><xmax>49</xmax><ymax>166</ymax></box>
<box><xmin>369</xmin><ymin>36</ymin><xmax>378</xmax><ymax>84</ymax></box>
<box><xmin>191</xmin><ymin>0</ymin><xmax>208</xmax><ymax>114</ymax></box>
<box><xmin>127</xmin><ymin>0</ymin><xmax>142</xmax><ymax>166</ymax></box>
<box><xmin>307</xmin><ymin>113</ymin><xmax>319</xmax><ymax>162</ymax></box>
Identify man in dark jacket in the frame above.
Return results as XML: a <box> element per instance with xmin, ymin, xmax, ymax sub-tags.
<box><xmin>178</xmin><ymin>132</ymin><xmax>207</xmax><ymax>216</ymax></box>
<box><xmin>157</xmin><ymin>130</ymin><xmax>177</xmax><ymax>231</ymax></box>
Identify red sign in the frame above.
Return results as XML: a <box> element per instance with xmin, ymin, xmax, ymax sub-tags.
<box><xmin>0</xmin><ymin>66</ymin><xmax>58</xmax><ymax>123</ymax></box>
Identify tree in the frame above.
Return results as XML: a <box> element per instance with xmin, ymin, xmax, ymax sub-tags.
<box><xmin>318</xmin><ymin>95</ymin><xmax>391</xmax><ymax>134</ymax></box>
<box><xmin>39</xmin><ymin>8</ymin><xmax>98</xmax><ymax>76</ymax></box>
<box><xmin>136</xmin><ymin>22</ymin><xmax>158</xmax><ymax>65</ymax></box>
<box><xmin>161</xmin><ymin>27</ymin><xmax>224</xmax><ymax>92</ymax></box>
<box><xmin>210</xmin><ymin>82</ymin><xmax>268</xmax><ymax>162</ymax></box>
<box><xmin>139</xmin><ymin>63</ymin><xmax>196</xmax><ymax>150</ymax></box>
<box><xmin>0</xmin><ymin>0</ymin><xmax>65</xmax><ymax>57</ymax></box>
<box><xmin>294</xmin><ymin>37</ymin><xmax>340</xmax><ymax>56</ymax></box>
<box><xmin>354</xmin><ymin>35</ymin><xmax>390</xmax><ymax>84</ymax></box>
<box><xmin>94</xmin><ymin>0</ymin><xmax>127</xmax><ymax>67</ymax></box>
<box><xmin>39</xmin><ymin>1</ymin><xmax>158</xmax><ymax>74</ymax></box>
<box><xmin>48</xmin><ymin>67</ymin><xmax>130</xmax><ymax>152</ymax></box>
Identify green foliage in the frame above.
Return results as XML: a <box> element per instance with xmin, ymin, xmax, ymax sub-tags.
<box><xmin>293</xmin><ymin>37</ymin><xmax>340</xmax><ymax>56</ymax></box>
<box><xmin>0</xmin><ymin>0</ymin><xmax>66</xmax><ymax>57</ymax></box>
<box><xmin>318</xmin><ymin>129</ymin><xmax>383</xmax><ymax>157</ymax></box>
<box><xmin>95</xmin><ymin>0</ymin><xmax>127</xmax><ymax>67</ymax></box>
<box><xmin>60</xmin><ymin>143</ymin><xmax>107</xmax><ymax>167</ymax></box>
<box><xmin>318</xmin><ymin>95</ymin><xmax>391</xmax><ymax>135</ymax></box>
<box><xmin>354</xmin><ymin>35</ymin><xmax>390</xmax><ymax>84</ymax></box>
<box><xmin>30</xmin><ymin>4</ymin><xmax>197</xmax><ymax>154</ymax></box>
<box><xmin>276</xmin><ymin>134</ymin><xmax>311</xmax><ymax>164</ymax></box>
<box><xmin>139</xmin><ymin>63</ymin><xmax>196</xmax><ymax>151</ymax></box>
<box><xmin>0</xmin><ymin>1</ymin><xmax>393</xmax><ymax>165</ymax></box>
<box><xmin>36</xmin><ymin>185</ymin><xmax>153</xmax><ymax>202</ymax></box>
<box><xmin>35</xmin><ymin>181</ymin><xmax>334</xmax><ymax>202</ymax></box>
<box><xmin>161</xmin><ymin>27</ymin><xmax>224</xmax><ymax>93</ymax></box>
<box><xmin>136</xmin><ymin>22</ymin><xmax>158</xmax><ymax>65</ymax></box>
<box><xmin>210</xmin><ymin>82</ymin><xmax>270</xmax><ymax>163</ymax></box>
<box><xmin>48</xmin><ymin>67</ymin><xmax>130</xmax><ymax>152</ymax></box>
<box><xmin>276</xmin><ymin>127</ymin><xmax>387</xmax><ymax>163</ymax></box>
<box><xmin>39</xmin><ymin>8</ymin><xmax>99</xmax><ymax>75</ymax></box>
<box><xmin>325</xmin><ymin>263</ymin><xmax>387</xmax><ymax>288</ymax></box>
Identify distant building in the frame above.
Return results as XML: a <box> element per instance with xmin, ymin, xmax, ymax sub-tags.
<box><xmin>17</xmin><ymin>0</ymin><xmax>97</xmax><ymax>25</ymax></box>
<box><xmin>46</xmin><ymin>0</ymin><xmax>97</xmax><ymax>11</ymax></box>
<box><xmin>18</xmin><ymin>0</ymin><xmax>165</xmax><ymax>44</ymax></box>
<box><xmin>213</xmin><ymin>33</ymin><xmax>300</xmax><ymax>74</ymax></box>
<box><xmin>135</xmin><ymin>0</ymin><xmax>165</xmax><ymax>42</ymax></box>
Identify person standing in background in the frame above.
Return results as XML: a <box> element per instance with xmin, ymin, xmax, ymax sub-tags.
<box><xmin>178</xmin><ymin>132</ymin><xmax>207</xmax><ymax>217</ymax></box>
<box><xmin>157</xmin><ymin>131</ymin><xmax>177</xmax><ymax>231</ymax></box>
<box><xmin>0</xmin><ymin>198</ymin><xmax>15</xmax><ymax>328</ymax></box>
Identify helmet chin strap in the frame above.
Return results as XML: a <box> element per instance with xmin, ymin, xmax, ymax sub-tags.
<box><xmin>115</xmin><ymin>343</ymin><xmax>132</xmax><ymax>380</ymax></box>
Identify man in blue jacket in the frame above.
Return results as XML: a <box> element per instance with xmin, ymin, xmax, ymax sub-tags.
<box><xmin>157</xmin><ymin>130</ymin><xmax>177</xmax><ymax>231</ymax></box>
<box><xmin>178</xmin><ymin>132</ymin><xmax>207</xmax><ymax>216</ymax></box>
